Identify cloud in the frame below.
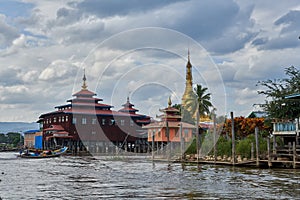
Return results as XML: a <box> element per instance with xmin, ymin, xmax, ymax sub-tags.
<box><xmin>75</xmin><ymin>0</ymin><xmax>186</xmax><ymax>18</ymax></box>
<box><xmin>1</xmin><ymin>0</ymin><xmax>300</xmax><ymax>122</ymax></box>
<box><xmin>251</xmin><ymin>10</ymin><xmax>300</xmax><ymax>50</ymax></box>
<box><xmin>0</xmin><ymin>14</ymin><xmax>20</xmax><ymax>48</ymax></box>
<box><xmin>0</xmin><ymin>67</ymin><xmax>23</xmax><ymax>86</ymax></box>
<box><xmin>39</xmin><ymin>59</ymin><xmax>79</xmax><ymax>81</ymax></box>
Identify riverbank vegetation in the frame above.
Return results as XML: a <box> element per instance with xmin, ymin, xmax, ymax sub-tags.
<box><xmin>0</xmin><ymin>132</ymin><xmax>23</xmax><ymax>150</ymax></box>
<box><xmin>258</xmin><ymin>66</ymin><xmax>300</xmax><ymax>119</ymax></box>
<box><xmin>185</xmin><ymin>116</ymin><xmax>273</xmax><ymax>160</ymax></box>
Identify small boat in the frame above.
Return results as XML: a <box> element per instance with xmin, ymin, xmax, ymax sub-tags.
<box><xmin>18</xmin><ymin>147</ymin><xmax>68</xmax><ymax>159</ymax></box>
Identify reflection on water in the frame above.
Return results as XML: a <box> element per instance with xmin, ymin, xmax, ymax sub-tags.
<box><xmin>0</xmin><ymin>152</ymin><xmax>299</xmax><ymax>199</ymax></box>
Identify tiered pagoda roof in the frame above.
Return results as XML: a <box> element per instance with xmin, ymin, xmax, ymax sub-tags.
<box><xmin>158</xmin><ymin>96</ymin><xmax>181</xmax><ymax>122</ymax></box>
<box><xmin>118</xmin><ymin>97</ymin><xmax>139</xmax><ymax>114</ymax></box>
<box><xmin>144</xmin><ymin>97</ymin><xmax>194</xmax><ymax>129</ymax></box>
<box><xmin>40</xmin><ymin>71</ymin><xmax>151</xmax><ymax>121</ymax></box>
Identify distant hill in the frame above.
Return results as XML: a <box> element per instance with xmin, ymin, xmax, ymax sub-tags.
<box><xmin>0</xmin><ymin>122</ymin><xmax>39</xmax><ymax>134</ymax></box>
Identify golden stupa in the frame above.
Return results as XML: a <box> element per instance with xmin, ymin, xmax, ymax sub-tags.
<box><xmin>181</xmin><ymin>51</ymin><xmax>198</xmax><ymax>120</ymax></box>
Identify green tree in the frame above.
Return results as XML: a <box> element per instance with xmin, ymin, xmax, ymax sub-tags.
<box><xmin>6</xmin><ymin>132</ymin><xmax>22</xmax><ymax>147</ymax></box>
<box><xmin>172</xmin><ymin>104</ymin><xmax>182</xmax><ymax>114</ymax></box>
<box><xmin>194</xmin><ymin>84</ymin><xmax>213</xmax><ymax>116</ymax></box>
<box><xmin>0</xmin><ymin>133</ymin><xmax>7</xmax><ymax>143</ymax></box>
<box><xmin>257</xmin><ymin>66</ymin><xmax>300</xmax><ymax>119</ymax></box>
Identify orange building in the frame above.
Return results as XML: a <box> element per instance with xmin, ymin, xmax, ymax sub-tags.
<box><xmin>144</xmin><ymin>97</ymin><xmax>194</xmax><ymax>149</ymax></box>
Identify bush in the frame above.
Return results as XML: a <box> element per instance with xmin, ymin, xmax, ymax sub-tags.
<box><xmin>236</xmin><ymin>137</ymin><xmax>252</xmax><ymax>158</ymax></box>
<box><xmin>236</xmin><ymin>134</ymin><xmax>268</xmax><ymax>159</ymax></box>
<box><xmin>185</xmin><ymin>133</ymin><xmax>268</xmax><ymax>159</ymax></box>
<box><xmin>185</xmin><ymin>137</ymin><xmax>196</xmax><ymax>154</ymax></box>
<box><xmin>216</xmin><ymin>136</ymin><xmax>232</xmax><ymax>157</ymax></box>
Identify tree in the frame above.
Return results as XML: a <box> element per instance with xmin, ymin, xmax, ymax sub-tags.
<box><xmin>257</xmin><ymin>66</ymin><xmax>300</xmax><ymax>119</ymax></box>
<box><xmin>0</xmin><ymin>133</ymin><xmax>7</xmax><ymax>143</ymax></box>
<box><xmin>221</xmin><ymin>117</ymin><xmax>272</xmax><ymax>139</ymax></box>
<box><xmin>172</xmin><ymin>104</ymin><xmax>182</xmax><ymax>114</ymax></box>
<box><xmin>6</xmin><ymin>132</ymin><xmax>22</xmax><ymax>147</ymax></box>
<box><xmin>180</xmin><ymin>84</ymin><xmax>213</xmax><ymax>124</ymax></box>
<box><xmin>194</xmin><ymin>84</ymin><xmax>213</xmax><ymax>117</ymax></box>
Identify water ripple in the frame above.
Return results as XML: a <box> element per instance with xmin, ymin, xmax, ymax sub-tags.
<box><xmin>0</xmin><ymin>152</ymin><xmax>299</xmax><ymax>199</ymax></box>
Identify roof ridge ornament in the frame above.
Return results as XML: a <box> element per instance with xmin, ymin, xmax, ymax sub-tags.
<box><xmin>168</xmin><ymin>96</ymin><xmax>172</xmax><ymax>107</ymax></box>
<box><xmin>82</xmin><ymin>69</ymin><xmax>88</xmax><ymax>90</ymax></box>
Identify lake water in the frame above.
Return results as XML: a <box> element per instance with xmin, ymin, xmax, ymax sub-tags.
<box><xmin>0</xmin><ymin>152</ymin><xmax>299</xmax><ymax>199</ymax></box>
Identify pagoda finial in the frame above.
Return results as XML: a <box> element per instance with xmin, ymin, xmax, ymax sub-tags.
<box><xmin>188</xmin><ymin>48</ymin><xmax>190</xmax><ymax>62</ymax></box>
<box><xmin>82</xmin><ymin>69</ymin><xmax>88</xmax><ymax>90</ymax></box>
<box><xmin>168</xmin><ymin>96</ymin><xmax>172</xmax><ymax>107</ymax></box>
<box><xmin>127</xmin><ymin>96</ymin><xmax>130</xmax><ymax>103</ymax></box>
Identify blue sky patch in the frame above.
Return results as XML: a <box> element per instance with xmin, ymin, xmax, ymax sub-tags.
<box><xmin>0</xmin><ymin>1</ymin><xmax>33</xmax><ymax>18</ymax></box>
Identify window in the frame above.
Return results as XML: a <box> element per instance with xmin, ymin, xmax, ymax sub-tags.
<box><xmin>184</xmin><ymin>129</ymin><xmax>189</xmax><ymax>137</ymax></box>
<box><xmin>82</xmin><ymin>118</ymin><xmax>87</xmax><ymax>124</ymax></box>
<box><xmin>53</xmin><ymin>117</ymin><xmax>57</xmax><ymax>123</ymax></box>
<box><xmin>91</xmin><ymin>131</ymin><xmax>96</xmax><ymax>135</ymax></box>
<box><xmin>62</xmin><ymin>116</ymin><xmax>64</xmax><ymax>122</ymax></box>
<box><xmin>65</xmin><ymin>116</ymin><xmax>68</xmax><ymax>122</ymax></box>
<box><xmin>92</xmin><ymin>118</ymin><xmax>97</xmax><ymax>124</ymax></box>
<box><xmin>130</xmin><ymin>120</ymin><xmax>134</xmax><ymax>126</ymax></box>
<box><xmin>102</xmin><ymin>119</ymin><xmax>106</xmax><ymax>125</ymax></box>
<box><xmin>121</xmin><ymin>120</ymin><xmax>125</xmax><ymax>126</ymax></box>
<box><xmin>58</xmin><ymin>117</ymin><xmax>61</xmax><ymax>122</ymax></box>
<box><xmin>109</xmin><ymin>119</ymin><xmax>115</xmax><ymax>125</ymax></box>
<box><xmin>175</xmin><ymin>130</ymin><xmax>179</xmax><ymax>137</ymax></box>
<box><xmin>72</xmin><ymin>117</ymin><xmax>77</xmax><ymax>124</ymax></box>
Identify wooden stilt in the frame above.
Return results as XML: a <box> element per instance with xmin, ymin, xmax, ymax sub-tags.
<box><xmin>251</xmin><ymin>142</ymin><xmax>254</xmax><ymax>160</ymax></box>
<box><xmin>293</xmin><ymin>142</ymin><xmax>296</xmax><ymax>169</ymax></box>
<box><xmin>180</xmin><ymin>123</ymin><xmax>184</xmax><ymax>161</ymax></box>
<box><xmin>231</xmin><ymin>112</ymin><xmax>236</xmax><ymax>165</ymax></box>
<box><xmin>152</xmin><ymin>131</ymin><xmax>155</xmax><ymax>161</ymax></box>
<box><xmin>255</xmin><ymin>127</ymin><xmax>259</xmax><ymax>167</ymax></box>
<box><xmin>273</xmin><ymin>135</ymin><xmax>277</xmax><ymax>155</ymax></box>
<box><xmin>213</xmin><ymin>109</ymin><xmax>217</xmax><ymax>164</ymax></box>
<box><xmin>267</xmin><ymin>137</ymin><xmax>272</xmax><ymax>167</ymax></box>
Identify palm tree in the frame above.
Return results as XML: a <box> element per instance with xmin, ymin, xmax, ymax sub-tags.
<box><xmin>194</xmin><ymin>84</ymin><xmax>213</xmax><ymax>117</ymax></box>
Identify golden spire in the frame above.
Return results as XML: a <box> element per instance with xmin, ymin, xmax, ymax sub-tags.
<box><xmin>186</xmin><ymin>49</ymin><xmax>192</xmax><ymax>87</ymax></box>
<box><xmin>182</xmin><ymin>50</ymin><xmax>197</xmax><ymax>118</ymax></box>
<box><xmin>82</xmin><ymin>69</ymin><xmax>88</xmax><ymax>90</ymax></box>
<box><xmin>168</xmin><ymin>96</ymin><xmax>172</xmax><ymax>107</ymax></box>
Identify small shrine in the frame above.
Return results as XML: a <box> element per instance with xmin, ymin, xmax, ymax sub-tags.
<box><xmin>144</xmin><ymin>97</ymin><xmax>194</xmax><ymax>152</ymax></box>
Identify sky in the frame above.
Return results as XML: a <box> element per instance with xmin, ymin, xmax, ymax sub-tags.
<box><xmin>1</xmin><ymin>0</ymin><xmax>300</xmax><ymax>122</ymax></box>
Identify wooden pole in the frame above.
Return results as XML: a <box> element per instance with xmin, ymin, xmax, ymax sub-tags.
<box><xmin>231</xmin><ymin>112</ymin><xmax>235</xmax><ymax>165</ymax></box>
<box><xmin>180</xmin><ymin>123</ymin><xmax>183</xmax><ymax>161</ymax></box>
<box><xmin>293</xmin><ymin>141</ymin><xmax>296</xmax><ymax>169</ymax></box>
<box><xmin>152</xmin><ymin>130</ymin><xmax>155</xmax><ymax>161</ymax></box>
<box><xmin>255</xmin><ymin>127</ymin><xmax>259</xmax><ymax>167</ymax></box>
<box><xmin>196</xmin><ymin>109</ymin><xmax>200</xmax><ymax>163</ymax></box>
<box><xmin>251</xmin><ymin>142</ymin><xmax>254</xmax><ymax>160</ymax></box>
<box><xmin>166</xmin><ymin>121</ymin><xmax>170</xmax><ymax>162</ymax></box>
<box><xmin>267</xmin><ymin>137</ymin><xmax>271</xmax><ymax>167</ymax></box>
<box><xmin>273</xmin><ymin>135</ymin><xmax>277</xmax><ymax>155</ymax></box>
<box><xmin>213</xmin><ymin>109</ymin><xmax>217</xmax><ymax>164</ymax></box>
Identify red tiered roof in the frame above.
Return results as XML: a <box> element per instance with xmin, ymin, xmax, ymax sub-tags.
<box><xmin>118</xmin><ymin>97</ymin><xmax>139</xmax><ymax>114</ymax></box>
<box><xmin>72</xmin><ymin>89</ymin><xmax>96</xmax><ymax>97</ymax></box>
<box><xmin>157</xmin><ymin>97</ymin><xmax>181</xmax><ymax>122</ymax></box>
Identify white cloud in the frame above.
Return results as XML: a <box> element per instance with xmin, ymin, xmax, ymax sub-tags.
<box><xmin>1</xmin><ymin>0</ymin><xmax>300</xmax><ymax>122</ymax></box>
<box><xmin>0</xmin><ymin>14</ymin><xmax>19</xmax><ymax>48</ymax></box>
<box><xmin>39</xmin><ymin>59</ymin><xmax>79</xmax><ymax>81</ymax></box>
